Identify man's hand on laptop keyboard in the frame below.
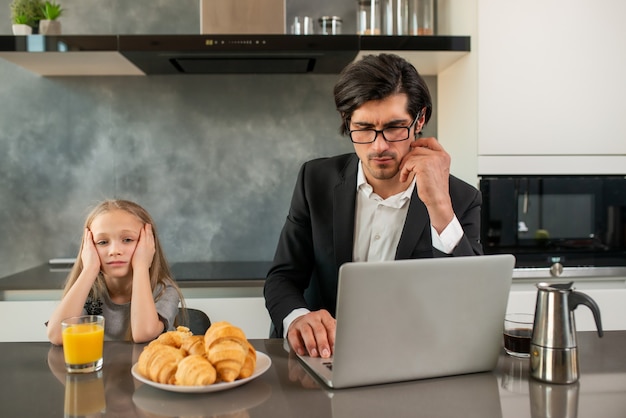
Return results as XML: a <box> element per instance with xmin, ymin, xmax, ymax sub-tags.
<box><xmin>287</xmin><ymin>309</ymin><xmax>336</xmax><ymax>358</ymax></box>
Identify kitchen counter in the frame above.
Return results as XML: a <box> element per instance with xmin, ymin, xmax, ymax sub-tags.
<box><xmin>2</xmin><ymin>260</ymin><xmax>625</xmax><ymax>340</ymax></box>
<box><xmin>2</xmin><ymin>259</ymin><xmax>624</xmax><ymax>300</ymax></box>
<box><xmin>0</xmin><ymin>332</ymin><xmax>624</xmax><ymax>417</ymax></box>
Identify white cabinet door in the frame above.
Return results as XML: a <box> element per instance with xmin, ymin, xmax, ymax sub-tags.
<box><xmin>477</xmin><ymin>0</ymin><xmax>626</xmax><ymax>158</ymax></box>
<box><xmin>0</xmin><ymin>298</ymin><xmax>271</xmax><ymax>342</ymax></box>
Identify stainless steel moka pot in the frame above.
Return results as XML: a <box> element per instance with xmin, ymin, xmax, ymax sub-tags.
<box><xmin>530</xmin><ymin>282</ymin><xmax>603</xmax><ymax>384</ymax></box>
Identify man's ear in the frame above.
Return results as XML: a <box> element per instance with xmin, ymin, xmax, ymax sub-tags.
<box><xmin>414</xmin><ymin>108</ymin><xmax>426</xmax><ymax>139</ymax></box>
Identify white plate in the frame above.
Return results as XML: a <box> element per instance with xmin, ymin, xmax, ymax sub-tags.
<box><xmin>131</xmin><ymin>351</ymin><xmax>271</xmax><ymax>393</ymax></box>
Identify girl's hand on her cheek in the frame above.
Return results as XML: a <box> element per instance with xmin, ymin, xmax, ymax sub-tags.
<box><xmin>132</xmin><ymin>224</ymin><xmax>155</xmax><ymax>270</ymax></box>
<box><xmin>81</xmin><ymin>229</ymin><xmax>101</xmax><ymax>274</ymax></box>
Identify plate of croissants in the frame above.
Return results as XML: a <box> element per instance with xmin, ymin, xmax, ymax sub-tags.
<box><xmin>131</xmin><ymin>320</ymin><xmax>272</xmax><ymax>393</ymax></box>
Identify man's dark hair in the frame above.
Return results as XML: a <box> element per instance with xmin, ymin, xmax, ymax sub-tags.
<box><xmin>333</xmin><ymin>53</ymin><xmax>433</xmax><ymax>136</ymax></box>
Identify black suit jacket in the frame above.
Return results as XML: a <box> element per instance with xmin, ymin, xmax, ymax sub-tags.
<box><xmin>264</xmin><ymin>153</ymin><xmax>483</xmax><ymax>337</ymax></box>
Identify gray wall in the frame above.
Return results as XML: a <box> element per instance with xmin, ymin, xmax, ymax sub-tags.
<box><xmin>0</xmin><ymin>0</ymin><xmax>436</xmax><ymax>277</ymax></box>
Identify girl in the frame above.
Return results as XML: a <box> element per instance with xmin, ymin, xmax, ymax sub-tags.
<box><xmin>47</xmin><ymin>199</ymin><xmax>185</xmax><ymax>345</ymax></box>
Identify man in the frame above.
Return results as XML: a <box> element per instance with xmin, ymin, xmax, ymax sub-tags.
<box><xmin>264</xmin><ymin>53</ymin><xmax>482</xmax><ymax>359</ymax></box>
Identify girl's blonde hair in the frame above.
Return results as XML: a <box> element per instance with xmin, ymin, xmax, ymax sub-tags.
<box><xmin>63</xmin><ymin>200</ymin><xmax>186</xmax><ymax>336</ymax></box>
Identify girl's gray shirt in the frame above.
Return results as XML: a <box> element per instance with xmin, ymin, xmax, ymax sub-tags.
<box><xmin>83</xmin><ymin>283</ymin><xmax>180</xmax><ymax>340</ymax></box>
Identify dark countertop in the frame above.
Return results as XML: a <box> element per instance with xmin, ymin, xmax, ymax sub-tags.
<box><xmin>0</xmin><ymin>261</ymin><xmax>271</xmax><ymax>290</ymax></box>
<box><xmin>0</xmin><ymin>332</ymin><xmax>624</xmax><ymax>417</ymax></box>
<box><xmin>171</xmin><ymin>261</ymin><xmax>272</xmax><ymax>286</ymax></box>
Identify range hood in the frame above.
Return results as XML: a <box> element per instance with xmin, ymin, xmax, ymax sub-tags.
<box><xmin>0</xmin><ymin>34</ymin><xmax>470</xmax><ymax>76</ymax></box>
<box><xmin>119</xmin><ymin>34</ymin><xmax>360</xmax><ymax>74</ymax></box>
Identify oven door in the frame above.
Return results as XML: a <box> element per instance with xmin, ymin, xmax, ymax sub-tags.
<box><xmin>479</xmin><ymin>176</ymin><xmax>626</xmax><ymax>269</ymax></box>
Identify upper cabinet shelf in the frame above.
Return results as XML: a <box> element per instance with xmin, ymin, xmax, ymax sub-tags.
<box><xmin>0</xmin><ymin>35</ymin><xmax>143</xmax><ymax>76</ymax></box>
<box><xmin>358</xmin><ymin>35</ymin><xmax>470</xmax><ymax>75</ymax></box>
<box><xmin>0</xmin><ymin>34</ymin><xmax>470</xmax><ymax>77</ymax></box>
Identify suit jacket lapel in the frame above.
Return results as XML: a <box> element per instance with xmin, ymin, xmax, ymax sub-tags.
<box><xmin>395</xmin><ymin>188</ymin><xmax>430</xmax><ymax>259</ymax></box>
<box><xmin>333</xmin><ymin>156</ymin><xmax>358</xmax><ymax>267</ymax></box>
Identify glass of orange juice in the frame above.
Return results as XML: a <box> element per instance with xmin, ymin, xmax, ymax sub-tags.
<box><xmin>61</xmin><ymin>315</ymin><xmax>105</xmax><ymax>373</ymax></box>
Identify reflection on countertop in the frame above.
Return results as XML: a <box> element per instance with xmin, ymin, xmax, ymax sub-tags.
<box><xmin>1</xmin><ymin>333</ymin><xmax>625</xmax><ymax>417</ymax></box>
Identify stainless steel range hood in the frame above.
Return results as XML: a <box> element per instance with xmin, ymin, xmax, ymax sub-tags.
<box><xmin>0</xmin><ymin>34</ymin><xmax>471</xmax><ymax>76</ymax></box>
<box><xmin>118</xmin><ymin>35</ymin><xmax>360</xmax><ymax>74</ymax></box>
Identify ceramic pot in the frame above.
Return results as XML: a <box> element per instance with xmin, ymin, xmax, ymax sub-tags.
<box><xmin>12</xmin><ymin>24</ymin><xmax>32</xmax><ymax>35</ymax></box>
<box><xmin>39</xmin><ymin>20</ymin><xmax>62</xmax><ymax>35</ymax></box>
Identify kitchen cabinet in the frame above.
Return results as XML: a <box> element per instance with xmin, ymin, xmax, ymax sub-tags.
<box><xmin>477</xmin><ymin>0</ymin><xmax>626</xmax><ymax>175</ymax></box>
<box><xmin>4</xmin><ymin>279</ymin><xmax>626</xmax><ymax>342</ymax></box>
<box><xmin>0</xmin><ymin>296</ymin><xmax>270</xmax><ymax>342</ymax></box>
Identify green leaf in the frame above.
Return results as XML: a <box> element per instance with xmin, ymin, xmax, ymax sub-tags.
<box><xmin>10</xmin><ymin>0</ymin><xmax>45</xmax><ymax>26</ymax></box>
<box><xmin>41</xmin><ymin>0</ymin><xmax>64</xmax><ymax>20</ymax></box>
<box><xmin>13</xmin><ymin>14</ymin><xmax>30</xmax><ymax>24</ymax></box>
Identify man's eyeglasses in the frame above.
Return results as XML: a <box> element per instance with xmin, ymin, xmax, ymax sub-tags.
<box><xmin>348</xmin><ymin>111</ymin><xmax>421</xmax><ymax>144</ymax></box>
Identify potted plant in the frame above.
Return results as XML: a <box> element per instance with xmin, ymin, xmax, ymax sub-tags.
<box><xmin>10</xmin><ymin>0</ymin><xmax>43</xmax><ymax>35</ymax></box>
<box><xmin>11</xmin><ymin>14</ymin><xmax>32</xmax><ymax>34</ymax></box>
<box><xmin>39</xmin><ymin>0</ymin><xmax>64</xmax><ymax>35</ymax></box>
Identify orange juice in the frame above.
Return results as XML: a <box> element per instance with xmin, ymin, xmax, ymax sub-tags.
<box><xmin>61</xmin><ymin>315</ymin><xmax>105</xmax><ymax>372</ymax></box>
<box><xmin>62</xmin><ymin>323</ymin><xmax>104</xmax><ymax>364</ymax></box>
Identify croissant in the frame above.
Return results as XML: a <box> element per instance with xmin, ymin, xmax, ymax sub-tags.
<box><xmin>136</xmin><ymin>344</ymin><xmax>157</xmax><ymax>379</ymax></box>
<box><xmin>151</xmin><ymin>326</ymin><xmax>193</xmax><ymax>348</ymax></box>
<box><xmin>137</xmin><ymin>344</ymin><xmax>185</xmax><ymax>385</ymax></box>
<box><xmin>181</xmin><ymin>335</ymin><xmax>205</xmax><ymax>356</ymax></box>
<box><xmin>175</xmin><ymin>354</ymin><xmax>217</xmax><ymax>386</ymax></box>
<box><xmin>204</xmin><ymin>321</ymin><xmax>249</xmax><ymax>382</ymax></box>
<box><xmin>238</xmin><ymin>340</ymin><xmax>257</xmax><ymax>379</ymax></box>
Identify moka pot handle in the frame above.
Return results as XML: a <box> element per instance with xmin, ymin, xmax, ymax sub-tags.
<box><xmin>569</xmin><ymin>291</ymin><xmax>604</xmax><ymax>338</ymax></box>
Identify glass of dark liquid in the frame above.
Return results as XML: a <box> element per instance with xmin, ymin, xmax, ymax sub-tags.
<box><xmin>503</xmin><ymin>313</ymin><xmax>534</xmax><ymax>358</ymax></box>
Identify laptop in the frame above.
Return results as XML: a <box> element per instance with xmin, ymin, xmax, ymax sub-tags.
<box><xmin>296</xmin><ymin>254</ymin><xmax>515</xmax><ymax>389</ymax></box>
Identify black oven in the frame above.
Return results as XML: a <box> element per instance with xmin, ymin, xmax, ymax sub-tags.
<box><xmin>479</xmin><ymin>176</ymin><xmax>626</xmax><ymax>272</ymax></box>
